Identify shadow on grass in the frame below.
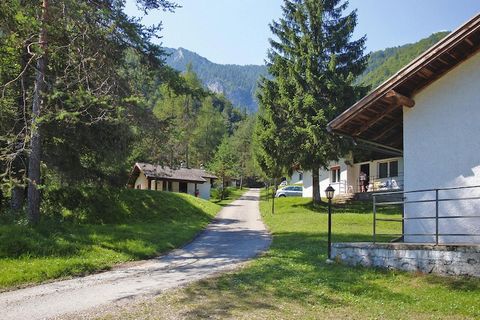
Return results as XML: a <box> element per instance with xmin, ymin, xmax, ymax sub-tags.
<box><xmin>165</xmin><ymin>229</ymin><xmax>480</xmax><ymax>319</ymax></box>
<box><xmin>292</xmin><ymin>200</ymin><xmax>402</xmax><ymax>215</ymax></box>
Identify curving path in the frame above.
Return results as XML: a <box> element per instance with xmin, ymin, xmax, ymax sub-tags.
<box><xmin>0</xmin><ymin>189</ymin><xmax>270</xmax><ymax>320</ymax></box>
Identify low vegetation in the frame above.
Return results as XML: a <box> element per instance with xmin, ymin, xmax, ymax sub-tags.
<box><xmin>0</xmin><ymin>189</ymin><xmax>221</xmax><ymax>290</ymax></box>
<box><xmin>211</xmin><ymin>187</ymin><xmax>248</xmax><ymax>207</ymax></box>
<box><xmin>99</xmin><ymin>196</ymin><xmax>480</xmax><ymax>319</ymax></box>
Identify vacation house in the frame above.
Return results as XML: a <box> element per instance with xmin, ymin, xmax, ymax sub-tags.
<box><xmin>327</xmin><ymin>13</ymin><xmax>480</xmax><ymax>276</ymax></box>
<box><xmin>302</xmin><ymin>154</ymin><xmax>403</xmax><ymax>199</ymax></box>
<box><xmin>128</xmin><ymin>163</ymin><xmax>217</xmax><ymax>200</ymax></box>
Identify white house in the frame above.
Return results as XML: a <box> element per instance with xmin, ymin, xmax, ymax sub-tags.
<box><xmin>303</xmin><ymin>155</ymin><xmax>404</xmax><ymax>198</ymax></box>
<box><xmin>290</xmin><ymin>170</ymin><xmax>304</xmax><ymax>185</ymax></box>
<box><xmin>328</xmin><ymin>13</ymin><xmax>480</xmax><ymax>244</ymax></box>
<box><xmin>128</xmin><ymin>163</ymin><xmax>217</xmax><ymax>200</ymax></box>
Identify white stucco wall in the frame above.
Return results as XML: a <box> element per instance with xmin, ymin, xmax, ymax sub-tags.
<box><xmin>303</xmin><ymin>160</ymin><xmax>349</xmax><ymax>198</ymax></box>
<box><xmin>187</xmin><ymin>182</ymin><xmax>196</xmax><ymax>195</ymax></box>
<box><xmin>290</xmin><ymin>171</ymin><xmax>303</xmax><ymax>185</ymax></box>
<box><xmin>198</xmin><ymin>179</ymin><xmax>212</xmax><ymax>200</ymax></box>
<box><xmin>134</xmin><ymin>172</ymin><xmax>149</xmax><ymax>190</ymax></box>
<box><xmin>403</xmin><ymin>51</ymin><xmax>480</xmax><ymax>243</ymax></box>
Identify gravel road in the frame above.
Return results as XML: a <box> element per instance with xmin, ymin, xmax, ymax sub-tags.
<box><xmin>0</xmin><ymin>189</ymin><xmax>271</xmax><ymax>320</ymax></box>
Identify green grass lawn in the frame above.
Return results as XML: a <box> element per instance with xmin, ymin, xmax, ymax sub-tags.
<box><xmin>0</xmin><ymin>190</ymin><xmax>220</xmax><ymax>291</ymax></box>
<box><xmin>99</xmin><ymin>195</ymin><xmax>480</xmax><ymax>320</ymax></box>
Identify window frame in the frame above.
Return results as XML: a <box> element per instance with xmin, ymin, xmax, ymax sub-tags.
<box><xmin>331</xmin><ymin>166</ymin><xmax>341</xmax><ymax>183</ymax></box>
<box><xmin>378</xmin><ymin>160</ymin><xmax>399</xmax><ymax>178</ymax></box>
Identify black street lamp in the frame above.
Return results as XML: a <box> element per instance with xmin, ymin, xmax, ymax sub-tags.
<box><xmin>325</xmin><ymin>184</ymin><xmax>335</xmax><ymax>262</ymax></box>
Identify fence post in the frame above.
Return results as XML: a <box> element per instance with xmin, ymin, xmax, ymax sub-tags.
<box><xmin>402</xmin><ymin>191</ymin><xmax>405</xmax><ymax>241</ymax></box>
<box><xmin>435</xmin><ymin>189</ymin><xmax>439</xmax><ymax>245</ymax></box>
<box><xmin>373</xmin><ymin>194</ymin><xmax>377</xmax><ymax>244</ymax></box>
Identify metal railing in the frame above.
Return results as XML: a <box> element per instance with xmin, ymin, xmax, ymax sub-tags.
<box><xmin>373</xmin><ymin>185</ymin><xmax>480</xmax><ymax>244</ymax></box>
<box><xmin>355</xmin><ymin>172</ymin><xmax>404</xmax><ymax>193</ymax></box>
<box><xmin>331</xmin><ymin>180</ymin><xmax>347</xmax><ymax>194</ymax></box>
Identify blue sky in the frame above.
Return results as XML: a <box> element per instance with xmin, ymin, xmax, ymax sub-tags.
<box><xmin>125</xmin><ymin>0</ymin><xmax>480</xmax><ymax>65</ymax></box>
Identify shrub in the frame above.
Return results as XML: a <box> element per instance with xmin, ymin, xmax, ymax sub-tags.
<box><xmin>211</xmin><ymin>186</ymin><xmax>233</xmax><ymax>200</ymax></box>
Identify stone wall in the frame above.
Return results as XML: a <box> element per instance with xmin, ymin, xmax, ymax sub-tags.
<box><xmin>332</xmin><ymin>242</ymin><xmax>480</xmax><ymax>277</ymax></box>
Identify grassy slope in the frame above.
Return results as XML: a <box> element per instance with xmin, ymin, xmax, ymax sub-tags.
<box><xmin>100</xmin><ymin>196</ymin><xmax>480</xmax><ymax>320</ymax></box>
<box><xmin>0</xmin><ymin>190</ymin><xmax>220</xmax><ymax>290</ymax></box>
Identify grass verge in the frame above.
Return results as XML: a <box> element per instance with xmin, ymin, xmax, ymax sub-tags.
<box><xmin>98</xmin><ymin>195</ymin><xmax>480</xmax><ymax>320</ymax></box>
<box><xmin>211</xmin><ymin>187</ymin><xmax>249</xmax><ymax>207</ymax></box>
<box><xmin>0</xmin><ymin>190</ymin><xmax>220</xmax><ymax>290</ymax></box>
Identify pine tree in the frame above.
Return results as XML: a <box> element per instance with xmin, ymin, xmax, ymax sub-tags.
<box><xmin>1</xmin><ymin>0</ymin><xmax>177</xmax><ymax>223</ymax></box>
<box><xmin>262</xmin><ymin>0</ymin><xmax>368</xmax><ymax>204</ymax></box>
<box><xmin>209</xmin><ymin>137</ymin><xmax>238</xmax><ymax>200</ymax></box>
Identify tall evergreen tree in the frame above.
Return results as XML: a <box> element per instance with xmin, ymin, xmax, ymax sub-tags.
<box><xmin>1</xmin><ymin>0</ymin><xmax>177</xmax><ymax>222</ymax></box>
<box><xmin>261</xmin><ymin>0</ymin><xmax>368</xmax><ymax>204</ymax></box>
<box><xmin>209</xmin><ymin>137</ymin><xmax>238</xmax><ymax>200</ymax></box>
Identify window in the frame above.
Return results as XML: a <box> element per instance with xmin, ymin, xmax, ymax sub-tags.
<box><xmin>379</xmin><ymin>162</ymin><xmax>388</xmax><ymax>179</ymax></box>
<box><xmin>378</xmin><ymin>160</ymin><xmax>399</xmax><ymax>178</ymax></box>
<box><xmin>389</xmin><ymin>161</ymin><xmax>399</xmax><ymax>177</ymax></box>
<box><xmin>299</xmin><ymin>172</ymin><xmax>303</xmax><ymax>181</ymax></box>
<box><xmin>331</xmin><ymin>167</ymin><xmax>341</xmax><ymax>183</ymax></box>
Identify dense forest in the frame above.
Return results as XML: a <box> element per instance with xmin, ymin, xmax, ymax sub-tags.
<box><xmin>0</xmin><ymin>0</ymin><xmax>258</xmax><ymax>222</ymax></box>
<box><xmin>165</xmin><ymin>47</ymin><xmax>268</xmax><ymax>113</ymax></box>
<box><xmin>358</xmin><ymin>31</ymin><xmax>449</xmax><ymax>88</ymax></box>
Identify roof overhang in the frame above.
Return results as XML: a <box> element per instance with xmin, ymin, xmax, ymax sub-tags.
<box><xmin>328</xmin><ymin>13</ymin><xmax>480</xmax><ymax>151</ymax></box>
<box><xmin>143</xmin><ymin>174</ymin><xmax>206</xmax><ymax>184</ymax></box>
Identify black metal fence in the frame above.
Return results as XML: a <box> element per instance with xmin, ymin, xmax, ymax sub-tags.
<box><xmin>373</xmin><ymin>185</ymin><xmax>480</xmax><ymax>244</ymax></box>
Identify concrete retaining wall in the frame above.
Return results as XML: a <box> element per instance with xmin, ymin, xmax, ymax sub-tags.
<box><xmin>332</xmin><ymin>242</ymin><xmax>480</xmax><ymax>277</ymax></box>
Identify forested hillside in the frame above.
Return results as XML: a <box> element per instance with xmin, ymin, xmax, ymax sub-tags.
<box><xmin>164</xmin><ymin>47</ymin><xmax>268</xmax><ymax>113</ymax></box>
<box><xmin>358</xmin><ymin>31</ymin><xmax>449</xmax><ymax>89</ymax></box>
<box><xmin>165</xmin><ymin>32</ymin><xmax>450</xmax><ymax>112</ymax></box>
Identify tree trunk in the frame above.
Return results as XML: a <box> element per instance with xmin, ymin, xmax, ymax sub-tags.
<box><xmin>10</xmin><ymin>43</ymin><xmax>30</xmax><ymax>214</ymax></box>
<box><xmin>11</xmin><ymin>186</ymin><xmax>25</xmax><ymax>212</ymax></box>
<box><xmin>312</xmin><ymin>165</ymin><xmax>321</xmax><ymax>205</ymax></box>
<box><xmin>27</xmin><ymin>0</ymin><xmax>48</xmax><ymax>224</ymax></box>
<box><xmin>239</xmin><ymin>175</ymin><xmax>243</xmax><ymax>190</ymax></box>
<box><xmin>221</xmin><ymin>176</ymin><xmax>225</xmax><ymax>200</ymax></box>
<box><xmin>271</xmin><ymin>178</ymin><xmax>277</xmax><ymax>215</ymax></box>
<box><xmin>185</xmin><ymin>143</ymin><xmax>189</xmax><ymax>168</ymax></box>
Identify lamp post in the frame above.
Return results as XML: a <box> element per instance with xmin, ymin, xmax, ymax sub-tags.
<box><xmin>325</xmin><ymin>185</ymin><xmax>335</xmax><ymax>262</ymax></box>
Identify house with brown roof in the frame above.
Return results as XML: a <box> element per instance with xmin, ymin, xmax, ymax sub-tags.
<box><xmin>128</xmin><ymin>163</ymin><xmax>217</xmax><ymax>200</ymax></box>
<box><xmin>327</xmin><ymin>13</ymin><xmax>480</xmax><ymax>276</ymax></box>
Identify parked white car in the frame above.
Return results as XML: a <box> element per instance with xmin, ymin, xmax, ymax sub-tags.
<box><xmin>275</xmin><ymin>186</ymin><xmax>303</xmax><ymax>197</ymax></box>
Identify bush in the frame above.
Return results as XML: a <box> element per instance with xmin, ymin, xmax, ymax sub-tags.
<box><xmin>211</xmin><ymin>186</ymin><xmax>233</xmax><ymax>200</ymax></box>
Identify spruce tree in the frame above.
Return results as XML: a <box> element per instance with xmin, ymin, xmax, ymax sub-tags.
<box><xmin>262</xmin><ymin>0</ymin><xmax>368</xmax><ymax>204</ymax></box>
<box><xmin>1</xmin><ymin>0</ymin><xmax>177</xmax><ymax>222</ymax></box>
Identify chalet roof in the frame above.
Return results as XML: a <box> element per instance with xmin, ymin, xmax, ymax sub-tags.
<box><xmin>328</xmin><ymin>13</ymin><xmax>480</xmax><ymax>152</ymax></box>
<box><xmin>128</xmin><ymin>163</ymin><xmax>217</xmax><ymax>186</ymax></box>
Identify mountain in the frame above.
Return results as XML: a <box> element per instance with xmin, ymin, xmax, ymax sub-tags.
<box><xmin>358</xmin><ymin>32</ymin><xmax>449</xmax><ymax>89</ymax></box>
<box><xmin>164</xmin><ymin>47</ymin><xmax>268</xmax><ymax>113</ymax></box>
<box><xmin>164</xmin><ymin>32</ymin><xmax>450</xmax><ymax>112</ymax></box>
